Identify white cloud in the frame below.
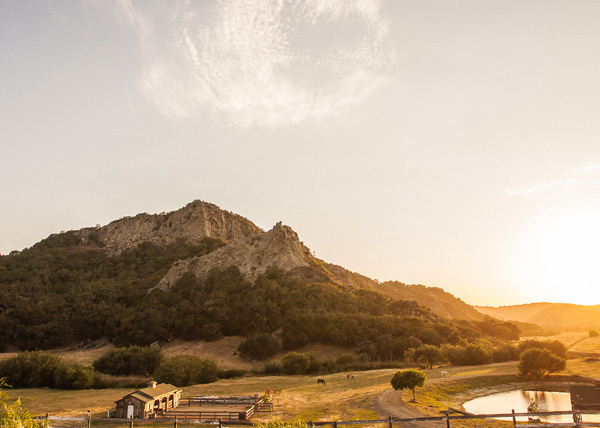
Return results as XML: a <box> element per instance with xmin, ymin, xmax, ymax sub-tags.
<box><xmin>508</xmin><ymin>162</ymin><xmax>600</xmax><ymax>197</ymax></box>
<box><xmin>100</xmin><ymin>0</ymin><xmax>394</xmax><ymax>127</ymax></box>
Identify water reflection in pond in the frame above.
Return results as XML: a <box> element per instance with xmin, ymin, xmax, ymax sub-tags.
<box><xmin>463</xmin><ymin>390</ymin><xmax>600</xmax><ymax>423</ymax></box>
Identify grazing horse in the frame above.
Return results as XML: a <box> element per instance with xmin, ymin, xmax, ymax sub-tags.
<box><xmin>317</xmin><ymin>378</ymin><xmax>326</xmax><ymax>385</ymax></box>
<box><xmin>440</xmin><ymin>371</ymin><xmax>450</xmax><ymax>378</ymax></box>
<box><xmin>346</xmin><ymin>374</ymin><xmax>355</xmax><ymax>380</ymax></box>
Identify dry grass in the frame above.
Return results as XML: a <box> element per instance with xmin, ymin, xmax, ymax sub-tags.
<box><xmin>5</xmin><ymin>362</ymin><xmax>520</xmax><ymax>422</ymax></box>
<box><xmin>6</xmin><ymin>343</ymin><xmax>600</xmax><ymax>425</ymax></box>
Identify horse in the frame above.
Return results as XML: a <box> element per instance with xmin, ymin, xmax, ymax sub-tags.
<box><xmin>317</xmin><ymin>378</ymin><xmax>326</xmax><ymax>385</ymax></box>
<box><xmin>346</xmin><ymin>374</ymin><xmax>355</xmax><ymax>380</ymax></box>
<box><xmin>440</xmin><ymin>371</ymin><xmax>450</xmax><ymax>378</ymax></box>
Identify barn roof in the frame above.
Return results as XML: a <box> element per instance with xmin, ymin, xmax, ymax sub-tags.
<box><xmin>116</xmin><ymin>383</ymin><xmax>181</xmax><ymax>404</ymax></box>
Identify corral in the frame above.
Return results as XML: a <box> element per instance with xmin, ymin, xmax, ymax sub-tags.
<box><xmin>161</xmin><ymin>395</ymin><xmax>273</xmax><ymax>421</ymax></box>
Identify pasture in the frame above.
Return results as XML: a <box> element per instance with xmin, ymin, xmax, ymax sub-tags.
<box><xmin>6</xmin><ymin>362</ymin><xmax>519</xmax><ymax>421</ymax></box>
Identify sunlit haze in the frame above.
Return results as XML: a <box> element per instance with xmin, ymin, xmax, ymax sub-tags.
<box><xmin>2</xmin><ymin>0</ymin><xmax>600</xmax><ymax>307</ymax></box>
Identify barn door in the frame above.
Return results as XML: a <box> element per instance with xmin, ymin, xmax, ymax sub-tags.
<box><xmin>127</xmin><ymin>404</ymin><xmax>135</xmax><ymax>419</ymax></box>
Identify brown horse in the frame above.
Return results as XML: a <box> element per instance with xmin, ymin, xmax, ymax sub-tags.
<box><xmin>317</xmin><ymin>378</ymin><xmax>326</xmax><ymax>385</ymax></box>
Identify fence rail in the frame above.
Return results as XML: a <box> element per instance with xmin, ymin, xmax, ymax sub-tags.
<box><xmin>37</xmin><ymin>408</ymin><xmax>600</xmax><ymax>428</ymax></box>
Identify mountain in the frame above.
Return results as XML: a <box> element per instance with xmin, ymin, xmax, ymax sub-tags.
<box><xmin>476</xmin><ymin>303</ymin><xmax>600</xmax><ymax>331</ymax></box>
<box><xmin>0</xmin><ymin>199</ymin><xmax>512</xmax><ymax>353</ymax></box>
<box><xmin>149</xmin><ymin>210</ymin><xmax>484</xmax><ymax>321</ymax></box>
<box><xmin>78</xmin><ymin>200</ymin><xmax>262</xmax><ymax>255</ymax></box>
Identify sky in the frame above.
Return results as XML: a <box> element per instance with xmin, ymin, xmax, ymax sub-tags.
<box><xmin>2</xmin><ymin>0</ymin><xmax>600</xmax><ymax>307</ymax></box>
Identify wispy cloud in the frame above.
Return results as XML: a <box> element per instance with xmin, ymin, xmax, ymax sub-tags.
<box><xmin>99</xmin><ymin>0</ymin><xmax>394</xmax><ymax>127</ymax></box>
<box><xmin>508</xmin><ymin>162</ymin><xmax>600</xmax><ymax>197</ymax></box>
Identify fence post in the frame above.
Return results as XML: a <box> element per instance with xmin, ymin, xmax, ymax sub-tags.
<box><xmin>129</xmin><ymin>417</ymin><xmax>133</xmax><ymax>428</ymax></box>
<box><xmin>334</xmin><ymin>421</ymin><xmax>338</xmax><ymax>428</ymax></box>
<box><xmin>87</xmin><ymin>410</ymin><xmax>91</xmax><ymax>428</ymax></box>
<box><xmin>388</xmin><ymin>415</ymin><xmax>393</xmax><ymax>428</ymax></box>
<box><xmin>219</xmin><ymin>417</ymin><xmax>222</xmax><ymax>428</ymax></box>
<box><xmin>445</xmin><ymin>412</ymin><xmax>450</xmax><ymax>428</ymax></box>
<box><xmin>512</xmin><ymin>409</ymin><xmax>517</xmax><ymax>428</ymax></box>
<box><xmin>174</xmin><ymin>417</ymin><xmax>178</xmax><ymax>428</ymax></box>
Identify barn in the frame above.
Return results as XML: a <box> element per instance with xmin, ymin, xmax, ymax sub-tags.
<box><xmin>114</xmin><ymin>381</ymin><xmax>182</xmax><ymax>419</ymax></box>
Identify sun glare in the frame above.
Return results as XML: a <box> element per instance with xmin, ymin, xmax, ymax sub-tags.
<box><xmin>512</xmin><ymin>208</ymin><xmax>600</xmax><ymax>304</ymax></box>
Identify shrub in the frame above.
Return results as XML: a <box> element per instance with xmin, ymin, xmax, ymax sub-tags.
<box><xmin>463</xmin><ymin>344</ymin><xmax>491</xmax><ymax>365</ymax></box>
<box><xmin>518</xmin><ymin>348</ymin><xmax>566</xmax><ymax>379</ymax></box>
<box><xmin>217</xmin><ymin>369</ymin><xmax>247</xmax><ymax>379</ymax></box>
<box><xmin>154</xmin><ymin>356</ymin><xmax>218</xmax><ymax>386</ymax></box>
<box><xmin>518</xmin><ymin>340</ymin><xmax>568</xmax><ymax>359</ymax></box>
<box><xmin>93</xmin><ymin>346</ymin><xmax>163</xmax><ymax>376</ymax></box>
<box><xmin>492</xmin><ymin>344</ymin><xmax>518</xmax><ymax>362</ymax></box>
<box><xmin>408</xmin><ymin>345</ymin><xmax>443</xmax><ymax>369</ymax></box>
<box><xmin>590</xmin><ymin>330</ymin><xmax>599</xmax><ymax>337</ymax></box>
<box><xmin>280</xmin><ymin>353</ymin><xmax>311</xmax><ymax>375</ymax></box>
<box><xmin>263</xmin><ymin>361</ymin><xmax>282</xmax><ymax>375</ymax></box>
<box><xmin>441</xmin><ymin>344</ymin><xmax>467</xmax><ymax>365</ymax></box>
<box><xmin>53</xmin><ymin>363</ymin><xmax>95</xmax><ymax>390</ymax></box>
<box><xmin>1</xmin><ymin>378</ymin><xmax>47</xmax><ymax>427</ymax></box>
<box><xmin>238</xmin><ymin>333</ymin><xmax>280</xmax><ymax>360</ymax></box>
<box><xmin>335</xmin><ymin>354</ymin><xmax>357</xmax><ymax>369</ymax></box>
<box><xmin>0</xmin><ymin>351</ymin><xmax>62</xmax><ymax>388</ymax></box>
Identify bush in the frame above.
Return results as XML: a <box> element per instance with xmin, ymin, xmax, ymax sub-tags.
<box><xmin>518</xmin><ymin>340</ymin><xmax>568</xmax><ymax>359</ymax></box>
<box><xmin>93</xmin><ymin>346</ymin><xmax>163</xmax><ymax>376</ymax></box>
<box><xmin>590</xmin><ymin>330</ymin><xmax>599</xmax><ymax>337</ymax></box>
<box><xmin>217</xmin><ymin>369</ymin><xmax>247</xmax><ymax>379</ymax></box>
<box><xmin>263</xmin><ymin>361</ymin><xmax>282</xmax><ymax>375</ymax></box>
<box><xmin>238</xmin><ymin>333</ymin><xmax>280</xmax><ymax>360</ymax></box>
<box><xmin>0</xmin><ymin>351</ymin><xmax>97</xmax><ymax>390</ymax></box>
<box><xmin>441</xmin><ymin>344</ymin><xmax>467</xmax><ymax>365</ymax></box>
<box><xmin>280</xmin><ymin>353</ymin><xmax>312</xmax><ymax>375</ymax></box>
<box><xmin>518</xmin><ymin>348</ymin><xmax>566</xmax><ymax>379</ymax></box>
<box><xmin>1</xmin><ymin>378</ymin><xmax>46</xmax><ymax>428</ymax></box>
<box><xmin>53</xmin><ymin>363</ymin><xmax>95</xmax><ymax>390</ymax></box>
<box><xmin>463</xmin><ymin>344</ymin><xmax>491</xmax><ymax>365</ymax></box>
<box><xmin>408</xmin><ymin>345</ymin><xmax>443</xmax><ymax>369</ymax></box>
<box><xmin>335</xmin><ymin>354</ymin><xmax>357</xmax><ymax>369</ymax></box>
<box><xmin>154</xmin><ymin>356</ymin><xmax>218</xmax><ymax>386</ymax></box>
<box><xmin>0</xmin><ymin>351</ymin><xmax>63</xmax><ymax>388</ymax></box>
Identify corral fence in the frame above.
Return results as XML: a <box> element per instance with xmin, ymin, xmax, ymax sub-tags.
<box><xmin>160</xmin><ymin>397</ymin><xmax>273</xmax><ymax>421</ymax></box>
<box><xmin>37</xmin><ymin>409</ymin><xmax>600</xmax><ymax>428</ymax></box>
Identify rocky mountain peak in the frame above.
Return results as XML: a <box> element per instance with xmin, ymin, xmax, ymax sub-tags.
<box><xmin>80</xmin><ymin>200</ymin><xmax>262</xmax><ymax>255</ymax></box>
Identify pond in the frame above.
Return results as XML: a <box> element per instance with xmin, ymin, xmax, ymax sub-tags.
<box><xmin>462</xmin><ymin>390</ymin><xmax>600</xmax><ymax>423</ymax></box>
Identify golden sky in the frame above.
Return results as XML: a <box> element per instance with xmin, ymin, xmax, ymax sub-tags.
<box><xmin>2</xmin><ymin>0</ymin><xmax>600</xmax><ymax>306</ymax></box>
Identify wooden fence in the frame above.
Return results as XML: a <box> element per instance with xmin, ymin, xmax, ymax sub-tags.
<box><xmin>37</xmin><ymin>408</ymin><xmax>600</xmax><ymax>428</ymax></box>
<box><xmin>161</xmin><ymin>397</ymin><xmax>272</xmax><ymax>421</ymax></box>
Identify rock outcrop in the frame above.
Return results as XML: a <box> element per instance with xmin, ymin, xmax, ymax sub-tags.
<box><xmin>153</xmin><ymin>222</ymin><xmax>333</xmax><ymax>291</ymax></box>
<box><xmin>80</xmin><ymin>200</ymin><xmax>262</xmax><ymax>255</ymax></box>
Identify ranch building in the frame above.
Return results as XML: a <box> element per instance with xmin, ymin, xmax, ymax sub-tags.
<box><xmin>114</xmin><ymin>381</ymin><xmax>182</xmax><ymax>419</ymax></box>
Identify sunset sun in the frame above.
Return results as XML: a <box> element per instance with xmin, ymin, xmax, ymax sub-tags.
<box><xmin>513</xmin><ymin>208</ymin><xmax>600</xmax><ymax>304</ymax></box>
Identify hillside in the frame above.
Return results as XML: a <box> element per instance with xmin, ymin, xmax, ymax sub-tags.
<box><xmin>1</xmin><ymin>199</ymin><xmax>504</xmax><ymax>356</ymax></box>
<box><xmin>476</xmin><ymin>303</ymin><xmax>600</xmax><ymax>331</ymax></box>
<box><xmin>150</xmin><ymin>216</ymin><xmax>484</xmax><ymax>321</ymax></box>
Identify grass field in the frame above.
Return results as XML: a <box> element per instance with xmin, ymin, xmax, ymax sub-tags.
<box><xmin>5</xmin><ymin>363</ymin><xmax>520</xmax><ymax>421</ymax></box>
<box><xmin>5</xmin><ymin>333</ymin><xmax>600</xmax><ymax>425</ymax></box>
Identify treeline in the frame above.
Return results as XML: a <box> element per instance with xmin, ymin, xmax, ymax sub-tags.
<box><xmin>1</xmin><ymin>234</ymin><xmax>519</xmax><ymax>358</ymax></box>
<box><xmin>0</xmin><ymin>236</ymin><xmax>224</xmax><ymax>350</ymax></box>
<box><xmin>0</xmin><ymin>347</ymin><xmax>219</xmax><ymax>389</ymax></box>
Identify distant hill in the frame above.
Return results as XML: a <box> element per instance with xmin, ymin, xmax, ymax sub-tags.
<box><xmin>476</xmin><ymin>303</ymin><xmax>600</xmax><ymax>331</ymax></box>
